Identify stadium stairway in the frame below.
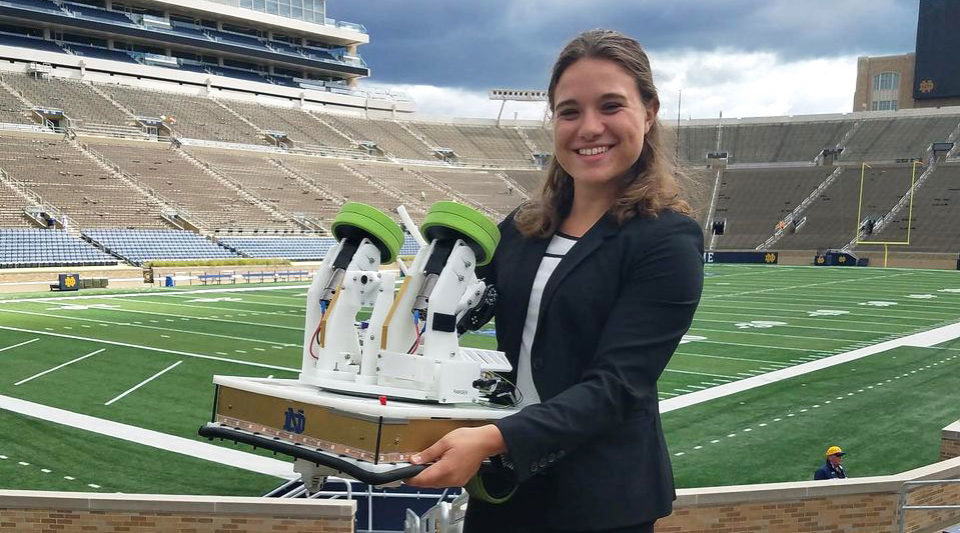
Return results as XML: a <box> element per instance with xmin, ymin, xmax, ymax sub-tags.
<box><xmin>174</xmin><ymin>146</ymin><xmax>306</xmax><ymax>232</ymax></box>
<box><xmin>70</xmin><ymin>138</ymin><xmax>181</xmax><ymax>229</ymax></box>
<box><xmin>303</xmin><ymin>110</ymin><xmax>360</xmax><ymax>148</ymax></box>
<box><xmin>339</xmin><ymin>162</ymin><xmax>426</xmax><ymax>217</ymax></box>
<box><xmin>0</xmin><ymin>75</ymin><xmax>35</xmax><ymax>114</ymax></box>
<box><xmin>403</xmin><ymin>167</ymin><xmax>498</xmax><ymax>218</ymax></box>
<box><xmin>213</xmin><ymin>98</ymin><xmax>273</xmax><ymax>147</ymax></box>
<box><xmin>757</xmin><ymin>165</ymin><xmax>845</xmax><ymax>250</ymax></box>
<box><xmin>267</xmin><ymin>158</ymin><xmax>347</xmax><ymax>207</ymax></box>
<box><xmin>514</xmin><ymin>126</ymin><xmax>542</xmax><ymax>155</ymax></box>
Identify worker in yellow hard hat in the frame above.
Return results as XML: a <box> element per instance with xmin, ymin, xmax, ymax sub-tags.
<box><xmin>814</xmin><ymin>445</ymin><xmax>847</xmax><ymax>480</ymax></box>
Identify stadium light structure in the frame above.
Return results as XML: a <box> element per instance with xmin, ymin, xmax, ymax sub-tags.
<box><xmin>489</xmin><ymin>89</ymin><xmax>547</xmax><ymax>126</ymax></box>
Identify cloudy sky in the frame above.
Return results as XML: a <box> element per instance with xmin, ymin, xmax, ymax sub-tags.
<box><xmin>330</xmin><ymin>0</ymin><xmax>920</xmax><ymax>120</ymax></box>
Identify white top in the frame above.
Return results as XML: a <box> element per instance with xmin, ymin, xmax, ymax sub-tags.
<box><xmin>515</xmin><ymin>233</ymin><xmax>579</xmax><ymax>406</ymax></box>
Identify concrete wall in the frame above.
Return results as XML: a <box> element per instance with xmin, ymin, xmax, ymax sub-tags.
<box><xmin>943</xmin><ymin>420</ymin><xmax>960</xmax><ymax>461</ymax></box>
<box><xmin>0</xmin><ymin>265</ymin><xmax>144</xmax><ymax>293</ymax></box>
<box><xmin>0</xmin><ymin>491</ymin><xmax>355</xmax><ymax>532</ymax></box>
<box><xmin>660</xmin><ymin>457</ymin><xmax>960</xmax><ymax>533</ymax></box>
<box><xmin>656</xmin><ymin>419</ymin><xmax>960</xmax><ymax>533</ymax></box>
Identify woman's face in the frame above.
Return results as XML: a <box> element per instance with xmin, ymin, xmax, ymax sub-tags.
<box><xmin>553</xmin><ymin>57</ymin><xmax>656</xmax><ymax>192</ymax></box>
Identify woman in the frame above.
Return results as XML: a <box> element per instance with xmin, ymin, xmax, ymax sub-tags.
<box><xmin>406</xmin><ymin>29</ymin><xmax>704</xmax><ymax>532</ymax></box>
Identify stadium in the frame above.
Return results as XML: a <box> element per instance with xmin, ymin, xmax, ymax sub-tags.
<box><xmin>0</xmin><ymin>0</ymin><xmax>959</xmax><ymax>531</ymax></box>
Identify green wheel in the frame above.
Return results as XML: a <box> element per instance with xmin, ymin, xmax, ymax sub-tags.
<box><xmin>419</xmin><ymin>202</ymin><xmax>500</xmax><ymax>266</ymax></box>
<box><xmin>331</xmin><ymin>202</ymin><xmax>405</xmax><ymax>264</ymax></box>
<box><xmin>464</xmin><ymin>471</ymin><xmax>517</xmax><ymax>504</ymax></box>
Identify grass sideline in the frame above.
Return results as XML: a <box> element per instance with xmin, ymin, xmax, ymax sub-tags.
<box><xmin>0</xmin><ymin>265</ymin><xmax>958</xmax><ymax>495</ymax></box>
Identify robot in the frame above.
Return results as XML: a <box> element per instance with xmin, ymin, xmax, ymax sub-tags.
<box><xmin>200</xmin><ymin>202</ymin><xmax>519</xmax><ymax>495</ymax></box>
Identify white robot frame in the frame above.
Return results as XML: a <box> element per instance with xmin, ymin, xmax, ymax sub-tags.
<box><xmin>201</xmin><ymin>202</ymin><xmax>518</xmax><ymax>489</ymax></box>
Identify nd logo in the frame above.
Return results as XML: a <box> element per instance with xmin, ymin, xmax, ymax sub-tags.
<box><xmin>283</xmin><ymin>407</ymin><xmax>306</xmax><ymax>434</ymax></box>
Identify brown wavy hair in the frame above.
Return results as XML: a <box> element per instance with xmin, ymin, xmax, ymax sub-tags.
<box><xmin>514</xmin><ymin>29</ymin><xmax>692</xmax><ymax>238</ymax></box>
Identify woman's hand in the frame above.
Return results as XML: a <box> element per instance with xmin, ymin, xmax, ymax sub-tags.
<box><xmin>404</xmin><ymin>424</ymin><xmax>506</xmax><ymax>488</ymax></box>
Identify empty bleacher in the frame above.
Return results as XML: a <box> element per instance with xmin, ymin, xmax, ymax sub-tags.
<box><xmin>223</xmin><ymin>100</ymin><xmax>355</xmax><ymax>149</ymax></box>
<box><xmin>278</xmin><ymin>155</ymin><xmax>403</xmax><ymax>216</ymax></box>
<box><xmin>84</xmin><ymin>228</ymin><xmax>238</xmax><ymax>264</ymax></box>
<box><xmin>0</xmin><ymin>32</ymin><xmax>65</xmax><ymax>54</ymax></box>
<box><xmin>345</xmin><ymin>162</ymin><xmax>443</xmax><ymax>214</ymax></box>
<box><xmin>63</xmin><ymin>43</ymin><xmax>138</xmax><ymax>64</ymax></box>
<box><xmin>454</xmin><ymin>125</ymin><xmax>532</xmax><ymax>162</ymax></box>
<box><xmin>521</xmin><ymin>127</ymin><xmax>553</xmax><ymax>153</ymax></box>
<box><xmin>84</xmin><ymin>139</ymin><xmax>287</xmax><ymax>230</ymax></box>
<box><xmin>320</xmin><ymin>113</ymin><xmax>435</xmax><ymax>160</ymax></box>
<box><xmin>217</xmin><ymin>236</ymin><xmax>334</xmax><ymax>260</ymax></box>
<box><xmin>501</xmin><ymin>169</ymin><xmax>543</xmax><ymax>194</ymax></box>
<box><xmin>0</xmin><ymin>182</ymin><xmax>31</xmax><ymax>227</ymax></box>
<box><xmin>1</xmin><ymin>72</ymin><xmax>131</xmax><ymax>127</ymax></box>
<box><xmin>186</xmin><ymin>146</ymin><xmax>343</xmax><ymax>223</ymax></box>
<box><xmin>840</xmin><ymin>115</ymin><xmax>960</xmax><ymax>162</ymax></box>
<box><xmin>711</xmin><ymin>167</ymin><xmax>834</xmax><ymax>249</ymax></box>
<box><xmin>0</xmin><ymin>80</ymin><xmax>33</xmax><ymax>125</ymax></box>
<box><xmin>60</xmin><ymin>3</ymin><xmax>134</xmax><ymax>24</ymax></box>
<box><xmin>97</xmin><ymin>84</ymin><xmax>264</xmax><ymax>144</ymax></box>
<box><xmin>0</xmin><ymin>228</ymin><xmax>117</xmax><ymax>268</ymax></box>
<box><xmin>0</xmin><ymin>133</ymin><xmax>165</xmax><ymax>227</ymax></box>
<box><xmin>219</xmin><ymin>232</ymin><xmax>422</xmax><ymax>261</ymax></box>
<box><xmin>416</xmin><ymin>168</ymin><xmax>522</xmax><ymax>216</ymax></box>
<box><xmin>680</xmin><ymin>121</ymin><xmax>850</xmax><ymax>164</ymax></box>
<box><xmin>0</xmin><ymin>70</ymin><xmax>957</xmax><ymax>259</ymax></box>
<box><xmin>405</xmin><ymin>122</ymin><xmax>488</xmax><ymax>161</ymax></box>
<box><xmin>873</xmin><ymin>162</ymin><xmax>960</xmax><ymax>252</ymax></box>
<box><xmin>774</xmin><ymin>164</ymin><xmax>915</xmax><ymax>250</ymax></box>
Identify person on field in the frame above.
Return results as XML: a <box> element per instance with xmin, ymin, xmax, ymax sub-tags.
<box><xmin>405</xmin><ymin>29</ymin><xmax>704</xmax><ymax>533</ymax></box>
<box><xmin>814</xmin><ymin>445</ymin><xmax>847</xmax><ymax>480</ymax></box>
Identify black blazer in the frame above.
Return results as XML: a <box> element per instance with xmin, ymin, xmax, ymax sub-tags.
<box><xmin>474</xmin><ymin>209</ymin><xmax>704</xmax><ymax>530</ymax></box>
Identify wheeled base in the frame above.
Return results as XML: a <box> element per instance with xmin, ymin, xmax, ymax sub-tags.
<box><xmin>200</xmin><ymin>376</ymin><xmax>517</xmax><ymax>487</ymax></box>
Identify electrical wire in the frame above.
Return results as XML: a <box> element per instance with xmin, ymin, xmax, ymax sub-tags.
<box><xmin>407</xmin><ymin>310</ymin><xmax>426</xmax><ymax>354</ymax></box>
<box><xmin>308</xmin><ymin>300</ymin><xmax>328</xmax><ymax>360</ymax></box>
<box><xmin>473</xmin><ymin>370</ymin><xmax>522</xmax><ymax>409</ymax></box>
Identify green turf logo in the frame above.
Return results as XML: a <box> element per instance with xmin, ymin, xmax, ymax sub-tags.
<box><xmin>283</xmin><ymin>408</ymin><xmax>306</xmax><ymax>434</ymax></box>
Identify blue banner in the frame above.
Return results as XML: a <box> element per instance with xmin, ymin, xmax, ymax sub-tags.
<box><xmin>703</xmin><ymin>251</ymin><xmax>778</xmax><ymax>264</ymax></box>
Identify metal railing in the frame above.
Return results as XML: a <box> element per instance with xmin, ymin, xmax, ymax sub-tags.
<box><xmin>898</xmin><ymin>479</ymin><xmax>960</xmax><ymax>533</ymax></box>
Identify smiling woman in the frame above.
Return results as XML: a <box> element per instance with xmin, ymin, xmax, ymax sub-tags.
<box><xmin>513</xmin><ymin>29</ymin><xmax>691</xmax><ymax>239</ymax></box>
<box><xmin>404</xmin><ymin>30</ymin><xmax>705</xmax><ymax>533</ymax></box>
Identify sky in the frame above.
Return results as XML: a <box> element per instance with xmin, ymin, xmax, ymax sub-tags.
<box><xmin>330</xmin><ymin>0</ymin><xmax>921</xmax><ymax>120</ymax></box>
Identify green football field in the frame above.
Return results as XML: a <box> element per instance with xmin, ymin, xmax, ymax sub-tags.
<box><xmin>0</xmin><ymin>264</ymin><xmax>958</xmax><ymax>493</ymax></box>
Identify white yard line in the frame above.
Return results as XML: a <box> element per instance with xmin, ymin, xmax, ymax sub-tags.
<box><xmin>703</xmin><ymin>296</ymin><xmax>958</xmax><ymax>317</ymax></box>
<box><xmin>689</xmin><ymin>328</ymin><xmax>863</xmax><ymax>343</ymax></box>
<box><xmin>0</xmin><ymin>308</ymin><xmax>298</xmax><ymax>346</ymax></box>
<box><xmin>696</xmin><ymin>340</ymin><xmax>822</xmax><ymax>352</ymax></box>
<box><xmin>702</xmin><ymin>272</ymin><xmax>915</xmax><ymax>299</ymax></box>
<box><xmin>664</xmin><ymin>368</ymin><xmax>739</xmax><ymax>380</ymax></box>
<box><xmin>674</xmin><ymin>352</ymin><xmax>791</xmax><ymax>366</ymax></box>
<box><xmin>660</xmin><ymin>320</ymin><xmax>960</xmax><ymax>413</ymax></box>
<box><xmin>77</xmin><ymin>305</ymin><xmax>302</xmax><ymax>331</ymax></box>
<box><xmin>695</xmin><ymin>303</ymin><xmax>941</xmax><ymax>323</ymax></box>
<box><xmin>164</xmin><ymin>293</ymin><xmax>306</xmax><ymax>308</ymax></box>
<box><xmin>116</xmin><ymin>298</ymin><xmax>305</xmax><ymax>318</ymax></box>
<box><xmin>690</xmin><ymin>318</ymin><xmax>901</xmax><ymax>336</ymax></box>
<box><xmin>0</xmin><ymin>338</ymin><xmax>39</xmax><ymax>353</ymax></box>
<box><xmin>14</xmin><ymin>349</ymin><xmax>106</xmax><ymax>386</ymax></box>
<box><xmin>105</xmin><ymin>361</ymin><xmax>183</xmax><ymax>406</ymax></box>
<box><xmin>0</xmin><ymin>394</ymin><xmax>295</xmax><ymax>479</ymax></box>
<box><xmin>0</xmin><ymin>284</ymin><xmax>311</xmax><ymax>305</ymax></box>
<box><xmin>0</xmin><ymin>325</ymin><xmax>297</xmax><ymax>372</ymax></box>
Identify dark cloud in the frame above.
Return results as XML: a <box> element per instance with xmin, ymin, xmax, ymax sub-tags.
<box><xmin>330</xmin><ymin>0</ymin><xmax>918</xmax><ymax>89</ymax></box>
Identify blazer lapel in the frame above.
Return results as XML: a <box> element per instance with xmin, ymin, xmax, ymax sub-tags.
<box><xmin>537</xmin><ymin>214</ymin><xmax>619</xmax><ymax>323</ymax></box>
<box><xmin>501</xmin><ymin>234</ymin><xmax>550</xmax><ymax>361</ymax></box>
